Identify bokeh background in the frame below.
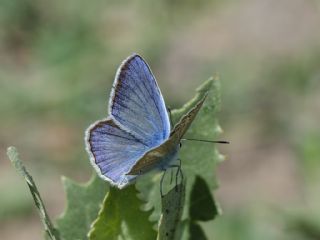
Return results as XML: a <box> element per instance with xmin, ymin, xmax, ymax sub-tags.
<box><xmin>1</xmin><ymin>0</ymin><xmax>320</xmax><ymax>239</ymax></box>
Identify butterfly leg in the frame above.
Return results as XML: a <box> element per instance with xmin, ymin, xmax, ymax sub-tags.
<box><xmin>175</xmin><ymin>159</ymin><xmax>184</xmax><ymax>189</ymax></box>
<box><xmin>160</xmin><ymin>169</ymin><xmax>167</xmax><ymax>198</ymax></box>
<box><xmin>178</xmin><ymin>158</ymin><xmax>184</xmax><ymax>183</ymax></box>
<box><xmin>167</xmin><ymin>107</ymin><xmax>174</xmax><ymax>128</ymax></box>
<box><xmin>170</xmin><ymin>168</ymin><xmax>174</xmax><ymax>184</ymax></box>
<box><xmin>172</xmin><ymin>165</ymin><xmax>182</xmax><ymax>192</ymax></box>
<box><xmin>168</xmin><ymin>160</ymin><xmax>183</xmax><ymax>192</ymax></box>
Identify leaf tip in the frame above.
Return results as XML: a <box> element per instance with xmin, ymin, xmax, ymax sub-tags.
<box><xmin>60</xmin><ymin>176</ymin><xmax>73</xmax><ymax>189</ymax></box>
<box><xmin>7</xmin><ymin>146</ymin><xmax>18</xmax><ymax>161</ymax></box>
<box><xmin>212</xmin><ymin>72</ymin><xmax>220</xmax><ymax>81</ymax></box>
<box><xmin>7</xmin><ymin>146</ymin><xmax>27</xmax><ymax>178</ymax></box>
<box><xmin>196</xmin><ymin>78</ymin><xmax>214</xmax><ymax>93</ymax></box>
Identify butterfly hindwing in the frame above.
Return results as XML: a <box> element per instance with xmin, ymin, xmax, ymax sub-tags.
<box><xmin>85</xmin><ymin>118</ymin><xmax>148</xmax><ymax>188</ymax></box>
<box><xmin>109</xmin><ymin>54</ymin><xmax>171</xmax><ymax>148</ymax></box>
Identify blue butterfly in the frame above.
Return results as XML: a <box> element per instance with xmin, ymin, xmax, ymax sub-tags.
<box><xmin>85</xmin><ymin>54</ymin><xmax>206</xmax><ymax>189</ymax></box>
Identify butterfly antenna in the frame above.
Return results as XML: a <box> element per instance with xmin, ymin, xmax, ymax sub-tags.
<box><xmin>182</xmin><ymin>138</ymin><xmax>230</xmax><ymax>144</ymax></box>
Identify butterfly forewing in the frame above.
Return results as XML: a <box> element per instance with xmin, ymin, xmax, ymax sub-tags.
<box><xmin>109</xmin><ymin>54</ymin><xmax>171</xmax><ymax>148</ymax></box>
<box><xmin>170</xmin><ymin>94</ymin><xmax>207</xmax><ymax>139</ymax></box>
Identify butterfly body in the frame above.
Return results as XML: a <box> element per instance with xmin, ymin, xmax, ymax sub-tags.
<box><xmin>85</xmin><ymin>54</ymin><xmax>206</xmax><ymax>188</ymax></box>
<box><xmin>127</xmin><ymin>141</ymin><xmax>180</xmax><ymax>175</ymax></box>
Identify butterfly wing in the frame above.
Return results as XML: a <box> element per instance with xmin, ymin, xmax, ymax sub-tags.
<box><xmin>109</xmin><ymin>54</ymin><xmax>171</xmax><ymax>148</ymax></box>
<box><xmin>127</xmin><ymin>95</ymin><xmax>207</xmax><ymax>175</ymax></box>
<box><xmin>85</xmin><ymin>118</ymin><xmax>148</xmax><ymax>188</ymax></box>
<box><xmin>169</xmin><ymin>94</ymin><xmax>208</xmax><ymax>139</ymax></box>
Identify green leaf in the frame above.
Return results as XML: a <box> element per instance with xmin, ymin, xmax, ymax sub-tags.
<box><xmin>88</xmin><ymin>185</ymin><xmax>156</xmax><ymax>240</ymax></box>
<box><xmin>136</xmin><ymin>77</ymin><xmax>224</xmax><ymax>222</ymax></box>
<box><xmin>157</xmin><ymin>183</ymin><xmax>186</xmax><ymax>240</ymax></box>
<box><xmin>287</xmin><ymin>215</ymin><xmax>320</xmax><ymax>240</ymax></box>
<box><xmin>7</xmin><ymin>146</ymin><xmax>61</xmax><ymax>240</ymax></box>
<box><xmin>189</xmin><ymin>175</ymin><xmax>220</xmax><ymax>221</ymax></box>
<box><xmin>56</xmin><ymin>174</ymin><xmax>108</xmax><ymax>240</ymax></box>
<box><xmin>189</xmin><ymin>222</ymin><xmax>207</xmax><ymax>240</ymax></box>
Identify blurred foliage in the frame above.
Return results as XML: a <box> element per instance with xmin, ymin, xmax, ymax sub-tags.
<box><xmin>0</xmin><ymin>181</ymin><xmax>33</xmax><ymax>219</ymax></box>
<box><xmin>298</xmin><ymin>131</ymin><xmax>320</xmax><ymax>182</ymax></box>
<box><xmin>56</xmin><ymin>175</ymin><xmax>107</xmax><ymax>240</ymax></box>
<box><xmin>288</xmin><ymin>217</ymin><xmax>320</xmax><ymax>240</ymax></box>
<box><xmin>89</xmin><ymin>185</ymin><xmax>156</xmax><ymax>240</ymax></box>
<box><xmin>189</xmin><ymin>176</ymin><xmax>220</xmax><ymax>222</ymax></box>
<box><xmin>1</xmin><ymin>0</ymin><xmax>320</xmax><ymax>239</ymax></box>
<box><xmin>7</xmin><ymin>147</ymin><xmax>60</xmax><ymax>240</ymax></box>
<box><xmin>188</xmin><ymin>176</ymin><xmax>220</xmax><ymax>239</ymax></box>
<box><xmin>6</xmin><ymin>81</ymin><xmax>222</xmax><ymax>240</ymax></box>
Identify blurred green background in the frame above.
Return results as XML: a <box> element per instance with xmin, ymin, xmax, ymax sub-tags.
<box><xmin>1</xmin><ymin>0</ymin><xmax>320</xmax><ymax>239</ymax></box>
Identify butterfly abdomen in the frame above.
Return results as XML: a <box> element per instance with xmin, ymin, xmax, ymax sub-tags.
<box><xmin>127</xmin><ymin>143</ymin><xmax>179</xmax><ymax>175</ymax></box>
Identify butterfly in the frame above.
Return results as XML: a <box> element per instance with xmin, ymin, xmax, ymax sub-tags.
<box><xmin>85</xmin><ymin>54</ymin><xmax>207</xmax><ymax>189</ymax></box>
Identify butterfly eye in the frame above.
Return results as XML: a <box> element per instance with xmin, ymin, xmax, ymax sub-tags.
<box><xmin>179</xmin><ymin>142</ymin><xmax>182</xmax><ymax>148</ymax></box>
